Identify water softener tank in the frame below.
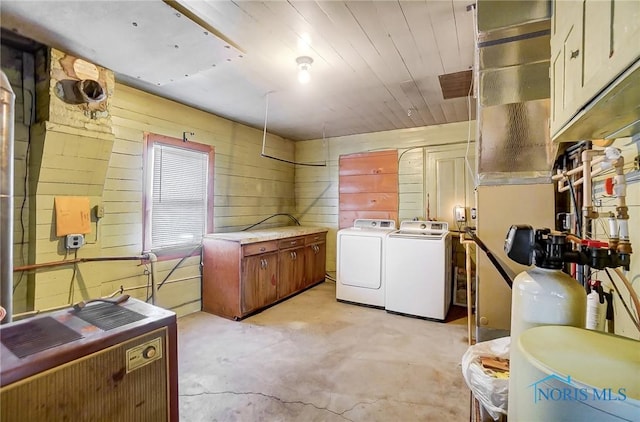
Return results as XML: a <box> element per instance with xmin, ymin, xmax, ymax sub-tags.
<box><xmin>504</xmin><ymin>226</ymin><xmax>587</xmax><ymax>420</ymax></box>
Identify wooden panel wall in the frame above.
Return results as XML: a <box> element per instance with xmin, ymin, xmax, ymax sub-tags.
<box><xmin>294</xmin><ymin>121</ymin><xmax>476</xmax><ymax>273</ymax></box>
<box><xmin>101</xmin><ymin>85</ymin><xmax>295</xmax><ymax>316</ymax></box>
<box><xmin>338</xmin><ymin>150</ymin><xmax>398</xmax><ymax>229</ymax></box>
<box><xmin>10</xmin><ymin>48</ymin><xmax>295</xmax><ymax>317</ymax></box>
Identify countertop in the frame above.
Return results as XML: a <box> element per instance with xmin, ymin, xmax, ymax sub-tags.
<box><xmin>204</xmin><ymin>226</ymin><xmax>328</xmax><ymax>244</ymax></box>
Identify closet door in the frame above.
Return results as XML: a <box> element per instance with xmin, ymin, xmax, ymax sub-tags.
<box><xmin>426</xmin><ymin>147</ymin><xmax>475</xmax><ymax>227</ymax></box>
<box><xmin>338</xmin><ymin>150</ymin><xmax>398</xmax><ymax>229</ymax></box>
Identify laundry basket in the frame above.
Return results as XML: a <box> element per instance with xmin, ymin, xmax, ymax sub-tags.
<box><xmin>461</xmin><ymin>336</ymin><xmax>510</xmax><ymax>421</ymax></box>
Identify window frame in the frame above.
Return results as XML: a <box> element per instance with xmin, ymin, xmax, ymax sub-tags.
<box><xmin>142</xmin><ymin>132</ymin><xmax>214</xmax><ymax>258</ymax></box>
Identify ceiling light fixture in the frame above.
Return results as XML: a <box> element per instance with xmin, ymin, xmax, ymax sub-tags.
<box><xmin>296</xmin><ymin>56</ymin><xmax>313</xmax><ymax>84</ymax></box>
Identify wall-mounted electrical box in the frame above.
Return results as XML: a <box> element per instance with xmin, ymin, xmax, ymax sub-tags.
<box><xmin>455</xmin><ymin>206</ymin><xmax>466</xmax><ymax>222</ymax></box>
<box><xmin>65</xmin><ymin>234</ymin><xmax>85</xmax><ymax>249</ymax></box>
<box><xmin>93</xmin><ymin>204</ymin><xmax>104</xmax><ymax>219</ymax></box>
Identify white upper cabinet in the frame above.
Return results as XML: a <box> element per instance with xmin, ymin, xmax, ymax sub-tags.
<box><xmin>551</xmin><ymin>0</ymin><xmax>640</xmax><ymax>142</ymax></box>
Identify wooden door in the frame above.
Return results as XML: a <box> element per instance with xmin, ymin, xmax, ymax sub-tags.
<box><xmin>241</xmin><ymin>252</ymin><xmax>277</xmax><ymax>314</ymax></box>
<box><xmin>277</xmin><ymin>246</ymin><xmax>305</xmax><ymax>299</ymax></box>
<box><xmin>339</xmin><ymin>150</ymin><xmax>398</xmax><ymax>229</ymax></box>
<box><xmin>427</xmin><ymin>147</ymin><xmax>475</xmax><ymax>228</ymax></box>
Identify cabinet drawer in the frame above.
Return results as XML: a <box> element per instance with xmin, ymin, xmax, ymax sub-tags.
<box><xmin>278</xmin><ymin>237</ymin><xmax>304</xmax><ymax>250</ymax></box>
<box><xmin>243</xmin><ymin>241</ymin><xmax>278</xmax><ymax>256</ymax></box>
<box><xmin>305</xmin><ymin>233</ymin><xmax>326</xmax><ymax>245</ymax></box>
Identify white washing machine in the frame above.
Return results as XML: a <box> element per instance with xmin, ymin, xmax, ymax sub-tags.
<box><xmin>385</xmin><ymin>220</ymin><xmax>452</xmax><ymax>320</ymax></box>
<box><xmin>336</xmin><ymin>219</ymin><xmax>397</xmax><ymax>308</ymax></box>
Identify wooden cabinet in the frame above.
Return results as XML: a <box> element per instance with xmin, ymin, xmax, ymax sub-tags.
<box><xmin>241</xmin><ymin>252</ymin><xmax>277</xmax><ymax>314</ymax></box>
<box><xmin>305</xmin><ymin>238</ymin><xmax>326</xmax><ymax>288</ymax></box>
<box><xmin>551</xmin><ymin>0</ymin><xmax>640</xmax><ymax>141</ymax></box>
<box><xmin>550</xmin><ymin>0</ymin><xmax>583</xmax><ymax>132</ymax></box>
<box><xmin>278</xmin><ymin>237</ymin><xmax>306</xmax><ymax>299</ymax></box>
<box><xmin>202</xmin><ymin>229</ymin><xmax>327</xmax><ymax>320</ymax></box>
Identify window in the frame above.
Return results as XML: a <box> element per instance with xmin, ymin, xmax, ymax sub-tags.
<box><xmin>143</xmin><ymin>133</ymin><xmax>214</xmax><ymax>252</ymax></box>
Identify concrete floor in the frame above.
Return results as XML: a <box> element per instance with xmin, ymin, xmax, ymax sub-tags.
<box><xmin>177</xmin><ymin>281</ymin><xmax>472</xmax><ymax>421</ymax></box>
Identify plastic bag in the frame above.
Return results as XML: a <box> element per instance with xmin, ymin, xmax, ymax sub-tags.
<box><xmin>461</xmin><ymin>336</ymin><xmax>510</xmax><ymax>420</ymax></box>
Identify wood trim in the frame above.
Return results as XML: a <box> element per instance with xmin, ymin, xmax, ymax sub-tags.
<box><xmin>142</xmin><ymin>132</ymin><xmax>215</xmax><ymax>253</ymax></box>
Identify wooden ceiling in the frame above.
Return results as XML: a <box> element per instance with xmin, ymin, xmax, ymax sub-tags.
<box><xmin>1</xmin><ymin>1</ymin><xmax>476</xmax><ymax>140</ymax></box>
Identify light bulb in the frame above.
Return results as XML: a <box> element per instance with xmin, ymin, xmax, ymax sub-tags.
<box><xmin>296</xmin><ymin>56</ymin><xmax>313</xmax><ymax>84</ymax></box>
<box><xmin>298</xmin><ymin>66</ymin><xmax>311</xmax><ymax>84</ymax></box>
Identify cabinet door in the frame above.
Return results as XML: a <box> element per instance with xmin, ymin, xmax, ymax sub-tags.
<box><xmin>304</xmin><ymin>242</ymin><xmax>326</xmax><ymax>287</ymax></box>
<box><xmin>550</xmin><ymin>0</ymin><xmax>584</xmax><ymax>134</ymax></box>
<box><xmin>241</xmin><ymin>253</ymin><xmax>277</xmax><ymax>314</ymax></box>
<box><xmin>584</xmin><ymin>0</ymin><xmax>640</xmax><ymax>102</ymax></box>
<box><xmin>278</xmin><ymin>247</ymin><xmax>305</xmax><ymax>299</ymax></box>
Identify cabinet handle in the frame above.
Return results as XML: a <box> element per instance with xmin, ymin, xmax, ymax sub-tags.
<box><xmin>259</xmin><ymin>247</ymin><xmax>266</xmax><ymax>252</ymax></box>
<box><xmin>570</xmin><ymin>49</ymin><xmax>580</xmax><ymax>59</ymax></box>
<box><xmin>293</xmin><ymin>251</ymin><xmax>297</xmax><ymax>260</ymax></box>
<box><xmin>290</xmin><ymin>251</ymin><xmax>295</xmax><ymax>259</ymax></box>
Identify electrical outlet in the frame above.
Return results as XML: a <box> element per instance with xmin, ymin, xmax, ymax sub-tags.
<box><xmin>94</xmin><ymin>204</ymin><xmax>104</xmax><ymax>219</ymax></box>
<box><xmin>65</xmin><ymin>234</ymin><xmax>85</xmax><ymax>249</ymax></box>
<box><xmin>471</xmin><ymin>207</ymin><xmax>477</xmax><ymax>220</ymax></box>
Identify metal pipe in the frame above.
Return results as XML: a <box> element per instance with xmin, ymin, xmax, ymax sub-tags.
<box><xmin>604</xmin><ymin>147</ymin><xmax>632</xmax><ymax>255</ymax></box>
<box><xmin>1</xmin><ymin>70</ymin><xmax>16</xmax><ymax>324</ymax></box>
<box><xmin>112</xmin><ymin>275</ymin><xmax>200</xmax><ymax>295</ymax></box>
<box><xmin>14</xmin><ymin>255</ymin><xmax>148</xmax><ymax>272</ymax></box>
<box><xmin>148</xmin><ymin>252</ymin><xmax>158</xmax><ymax>305</ymax></box>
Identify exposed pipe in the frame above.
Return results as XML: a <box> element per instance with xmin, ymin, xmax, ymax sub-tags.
<box><xmin>611</xmin><ymin>150</ymin><xmax>632</xmax><ymax>256</ymax></box>
<box><xmin>1</xmin><ymin>70</ymin><xmax>16</xmax><ymax>324</ymax></box>
<box><xmin>148</xmin><ymin>251</ymin><xmax>158</xmax><ymax>305</ymax></box>
<box><xmin>581</xmin><ymin>149</ymin><xmax>604</xmax><ymax>239</ymax></box>
<box><xmin>14</xmin><ymin>255</ymin><xmax>149</xmax><ymax>272</ymax></box>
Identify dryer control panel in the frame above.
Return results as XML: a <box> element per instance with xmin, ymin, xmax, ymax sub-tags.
<box><xmin>353</xmin><ymin>219</ymin><xmax>396</xmax><ymax>230</ymax></box>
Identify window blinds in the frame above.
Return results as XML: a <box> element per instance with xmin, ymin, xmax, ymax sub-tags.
<box><xmin>152</xmin><ymin>144</ymin><xmax>209</xmax><ymax>249</ymax></box>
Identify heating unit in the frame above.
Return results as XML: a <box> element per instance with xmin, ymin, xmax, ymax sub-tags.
<box><xmin>0</xmin><ymin>297</ymin><xmax>178</xmax><ymax>421</ymax></box>
<box><xmin>336</xmin><ymin>219</ymin><xmax>396</xmax><ymax>308</ymax></box>
<box><xmin>385</xmin><ymin>220</ymin><xmax>452</xmax><ymax>320</ymax></box>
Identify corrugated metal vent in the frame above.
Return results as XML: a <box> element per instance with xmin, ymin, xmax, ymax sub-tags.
<box><xmin>0</xmin><ymin>317</ymin><xmax>82</xmax><ymax>358</ymax></box>
<box><xmin>439</xmin><ymin>70</ymin><xmax>473</xmax><ymax>99</ymax></box>
<box><xmin>73</xmin><ymin>303</ymin><xmax>147</xmax><ymax>331</ymax></box>
<box><xmin>475</xmin><ymin>0</ymin><xmax>555</xmax><ymax>184</ymax></box>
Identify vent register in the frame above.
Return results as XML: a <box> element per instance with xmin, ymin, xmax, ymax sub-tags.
<box><xmin>476</xmin><ymin>0</ymin><xmax>556</xmax><ymax>184</ymax></box>
<box><xmin>1</xmin><ymin>304</ymin><xmax>147</xmax><ymax>359</ymax></box>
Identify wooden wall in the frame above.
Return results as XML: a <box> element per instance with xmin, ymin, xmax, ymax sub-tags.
<box><xmin>7</xmin><ymin>48</ymin><xmax>295</xmax><ymax>318</ymax></box>
<box><xmin>294</xmin><ymin>121</ymin><xmax>476</xmax><ymax>273</ymax></box>
<box><xmin>105</xmin><ymin>85</ymin><xmax>295</xmax><ymax>316</ymax></box>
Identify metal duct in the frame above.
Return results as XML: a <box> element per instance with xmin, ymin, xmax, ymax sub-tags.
<box><xmin>476</xmin><ymin>0</ymin><xmax>556</xmax><ymax>184</ymax></box>
<box><xmin>1</xmin><ymin>70</ymin><xmax>15</xmax><ymax>323</ymax></box>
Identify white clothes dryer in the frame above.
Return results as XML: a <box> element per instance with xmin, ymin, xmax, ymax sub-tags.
<box><xmin>336</xmin><ymin>219</ymin><xmax>396</xmax><ymax>308</ymax></box>
<box><xmin>385</xmin><ymin>220</ymin><xmax>452</xmax><ymax>320</ymax></box>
